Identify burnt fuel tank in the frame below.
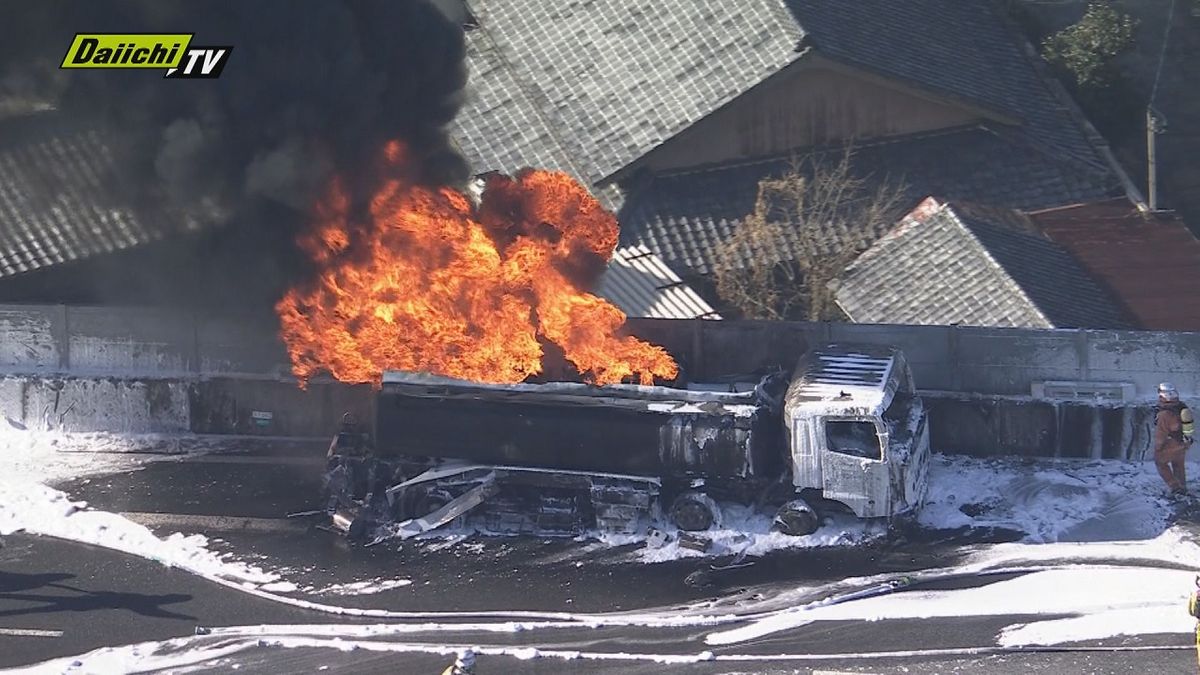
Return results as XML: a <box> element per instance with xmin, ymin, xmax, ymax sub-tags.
<box><xmin>374</xmin><ymin>372</ymin><xmax>784</xmax><ymax>481</ymax></box>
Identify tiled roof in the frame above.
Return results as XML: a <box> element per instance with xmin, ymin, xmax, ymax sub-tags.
<box><xmin>835</xmin><ymin>198</ymin><xmax>1134</xmax><ymax>329</ymax></box>
<box><xmin>454</xmin><ymin>0</ymin><xmax>1112</xmax><ymax>188</ymax></box>
<box><xmin>0</xmin><ymin>114</ymin><xmax>166</xmax><ymax>279</ymax></box>
<box><xmin>618</xmin><ymin>126</ymin><xmax>1123</xmax><ymax>275</ymax></box>
<box><xmin>1030</xmin><ymin>200</ymin><xmax>1200</xmax><ymax>331</ymax></box>
<box><xmin>597</xmin><ymin>244</ymin><xmax>720</xmax><ymax>319</ymax></box>
<box><xmin>453</xmin><ymin>0</ymin><xmax>806</xmax><ymax>184</ymax></box>
<box><xmin>451</xmin><ymin>28</ymin><xmax>583</xmax><ymax>179</ymax></box>
<box><xmin>0</xmin><ymin>113</ymin><xmax>710</xmax><ymax>319</ymax></box>
<box><xmin>782</xmin><ymin>0</ymin><xmax>1106</xmax><ymax>169</ymax></box>
<box><xmin>455</xmin><ymin>1</ymin><xmax>1125</xmax><ymax>282</ymax></box>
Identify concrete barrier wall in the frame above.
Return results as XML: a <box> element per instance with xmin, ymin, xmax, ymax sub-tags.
<box><xmin>0</xmin><ymin>305</ymin><xmax>373</xmax><ymax>436</ymax></box>
<box><xmin>1</xmin><ymin>304</ymin><xmax>1199</xmax><ymax>455</ymax></box>
<box><xmin>3</xmin><ymin>304</ymin><xmax>1199</xmax><ymax>400</ymax></box>
<box><xmin>0</xmin><ymin>376</ymin><xmax>189</xmax><ymax>434</ymax></box>
<box><xmin>0</xmin><ymin>375</ymin><xmax>373</xmax><ymax>437</ymax></box>
<box><xmin>627</xmin><ymin>318</ymin><xmax>1200</xmax><ymax>402</ymax></box>
<box><xmin>0</xmin><ymin>304</ymin><xmax>294</xmax><ymax>378</ymax></box>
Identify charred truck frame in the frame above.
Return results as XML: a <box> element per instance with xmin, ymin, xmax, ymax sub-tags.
<box><xmin>324</xmin><ymin>343</ymin><xmax>931</xmax><ymax>541</ymax></box>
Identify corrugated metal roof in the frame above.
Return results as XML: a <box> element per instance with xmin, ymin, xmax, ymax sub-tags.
<box><xmin>1030</xmin><ymin>199</ymin><xmax>1200</xmax><ymax>331</ymax></box>
<box><xmin>596</xmin><ymin>244</ymin><xmax>720</xmax><ymax>320</ymax></box>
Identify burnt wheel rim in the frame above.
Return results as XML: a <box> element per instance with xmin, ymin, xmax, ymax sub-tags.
<box><xmin>775</xmin><ymin>510</ymin><xmax>818</xmax><ymax>536</ymax></box>
<box><xmin>671</xmin><ymin>499</ymin><xmax>715</xmax><ymax>531</ymax></box>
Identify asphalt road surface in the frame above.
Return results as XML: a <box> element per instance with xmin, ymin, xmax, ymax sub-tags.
<box><xmin>0</xmin><ymin>445</ymin><xmax>1193</xmax><ymax>673</ymax></box>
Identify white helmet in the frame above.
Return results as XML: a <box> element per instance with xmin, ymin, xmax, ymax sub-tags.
<box><xmin>1159</xmin><ymin>382</ymin><xmax>1180</xmax><ymax>401</ymax></box>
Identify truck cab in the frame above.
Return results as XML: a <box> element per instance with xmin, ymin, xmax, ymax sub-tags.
<box><xmin>783</xmin><ymin>343</ymin><xmax>931</xmax><ymax>520</ymax></box>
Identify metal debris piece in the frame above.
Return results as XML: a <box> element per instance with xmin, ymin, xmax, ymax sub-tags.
<box><xmin>646</xmin><ymin>526</ymin><xmax>671</xmax><ymax>548</ymax></box>
<box><xmin>390</xmin><ymin>474</ymin><xmax>498</xmax><ymax>540</ymax></box>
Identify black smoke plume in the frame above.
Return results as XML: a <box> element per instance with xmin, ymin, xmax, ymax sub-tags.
<box><xmin>0</xmin><ymin>0</ymin><xmax>468</xmax><ymax>310</ymax></box>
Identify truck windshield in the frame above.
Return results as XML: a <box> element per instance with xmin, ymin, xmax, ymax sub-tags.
<box><xmin>826</xmin><ymin>420</ymin><xmax>882</xmax><ymax>460</ymax></box>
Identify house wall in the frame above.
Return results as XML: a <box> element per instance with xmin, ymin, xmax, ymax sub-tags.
<box><xmin>634</xmin><ymin>60</ymin><xmax>981</xmax><ymax>174</ymax></box>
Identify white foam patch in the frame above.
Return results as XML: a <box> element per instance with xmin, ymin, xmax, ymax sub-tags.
<box><xmin>918</xmin><ymin>455</ymin><xmax>1184</xmax><ymax>543</ymax></box>
<box><xmin>595</xmin><ymin>504</ymin><xmax>883</xmax><ymax>563</ymax></box>
<box><xmin>309</xmin><ymin>579</ymin><xmax>415</xmax><ymax>596</ymax></box>
<box><xmin>0</xmin><ymin>428</ymin><xmax>304</xmax><ymax>590</ymax></box>
<box><xmin>0</xmin><ymin>427</ymin><xmax>158</xmax><ymax>485</ymax></box>
<box><xmin>706</xmin><ymin>528</ymin><xmax>1200</xmax><ymax>647</ymax></box>
<box><xmin>0</xmin><ymin>479</ymin><xmax>280</xmax><ymax>585</ymax></box>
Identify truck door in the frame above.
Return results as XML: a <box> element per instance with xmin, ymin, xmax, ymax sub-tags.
<box><xmin>903</xmin><ymin>405</ymin><xmax>932</xmax><ymax>509</ymax></box>
<box><xmin>819</xmin><ymin>417</ymin><xmax>890</xmax><ymax>518</ymax></box>
<box><xmin>789</xmin><ymin>418</ymin><xmax>822</xmax><ymax>489</ymax></box>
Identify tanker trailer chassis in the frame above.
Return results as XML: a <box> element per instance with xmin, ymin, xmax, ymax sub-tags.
<box><xmin>322</xmin><ymin>343</ymin><xmax>930</xmax><ymax>544</ymax></box>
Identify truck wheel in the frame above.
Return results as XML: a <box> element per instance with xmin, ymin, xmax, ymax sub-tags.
<box><xmin>773</xmin><ymin>499</ymin><xmax>819</xmax><ymax>536</ymax></box>
<box><xmin>669</xmin><ymin>492</ymin><xmax>721</xmax><ymax>531</ymax></box>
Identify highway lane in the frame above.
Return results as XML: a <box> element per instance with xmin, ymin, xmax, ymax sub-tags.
<box><xmin>2</xmin><ymin>531</ymin><xmax>1194</xmax><ymax>673</ymax></box>
<box><xmin>0</xmin><ymin>533</ymin><xmax>358</xmax><ymax>669</ymax></box>
<box><xmin>53</xmin><ymin>451</ymin><xmax>986</xmax><ymax>614</ymax></box>
<box><xmin>9</xmin><ymin>447</ymin><xmax>1193</xmax><ymax>673</ymax></box>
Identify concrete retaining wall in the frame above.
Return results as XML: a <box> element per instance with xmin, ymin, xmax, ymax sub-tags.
<box><xmin>0</xmin><ymin>304</ymin><xmax>1197</xmax><ymax>457</ymax></box>
<box><xmin>0</xmin><ymin>375</ymin><xmax>373</xmax><ymax>437</ymax></box>
<box><xmin>626</xmin><ymin>318</ymin><xmax>1200</xmax><ymax>402</ymax></box>
<box><xmin>925</xmin><ymin>396</ymin><xmax>1156</xmax><ymax>461</ymax></box>
<box><xmin>0</xmin><ymin>376</ymin><xmax>189</xmax><ymax>434</ymax></box>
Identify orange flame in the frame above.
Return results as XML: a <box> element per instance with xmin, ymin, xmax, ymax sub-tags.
<box><xmin>275</xmin><ymin>142</ymin><xmax>678</xmax><ymax>388</ymax></box>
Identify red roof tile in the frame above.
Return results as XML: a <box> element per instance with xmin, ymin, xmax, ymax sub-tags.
<box><xmin>1029</xmin><ymin>199</ymin><xmax>1200</xmax><ymax>331</ymax></box>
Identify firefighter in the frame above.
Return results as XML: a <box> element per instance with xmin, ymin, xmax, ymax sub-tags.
<box><xmin>1154</xmin><ymin>382</ymin><xmax>1194</xmax><ymax>496</ymax></box>
<box><xmin>441</xmin><ymin>649</ymin><xmax>476</xmax><ymax>675</ymax></box>
<box><xmin>328</xmin><ymin>412</ymin><xmax>369</xmax><ymax>459</ymax></box>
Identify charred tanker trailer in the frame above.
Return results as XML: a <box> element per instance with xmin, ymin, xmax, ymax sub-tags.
<box><xmin>324</xmin><ymin>343</ymin><xmax>931</xmax><ymax>541</ymax></box>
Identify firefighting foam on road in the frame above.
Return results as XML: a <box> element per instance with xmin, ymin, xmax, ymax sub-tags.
<box><xmin>274</xmin><ymin>141</ymin><xmax>677</xmax><ymax>388</ymax></box>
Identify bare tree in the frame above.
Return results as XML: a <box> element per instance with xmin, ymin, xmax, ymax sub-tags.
<box><xmin>712</xmin><ymin>147</ymin><xmax>907</xmax><ymax>321</ymax></box>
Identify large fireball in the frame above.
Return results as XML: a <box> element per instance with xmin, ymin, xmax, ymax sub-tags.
<box><xmin>275</xmin><ymin>142</ymin><xmax>678</xmax><ymax>387</ymax></box>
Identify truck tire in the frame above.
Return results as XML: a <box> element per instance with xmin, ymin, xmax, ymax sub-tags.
<box><xmin>669</xmin><ymin>492</ymin><xmax>721</xmax><ymax>531</ymax></box>
<box><xmin>773</xmin><ymin>498</ymin><xmax>819</xmax><ymax>536</ymax></box>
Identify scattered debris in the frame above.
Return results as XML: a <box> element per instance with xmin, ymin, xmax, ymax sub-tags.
<box><xmin>678</xmin><ymin>533</ymin><xmax>712</xmax><ymax>553</ymax></box>
<box><xmin>645</xmin><ymin>527</ymin><xmax>671</xmax><ymax>548</ymax></box>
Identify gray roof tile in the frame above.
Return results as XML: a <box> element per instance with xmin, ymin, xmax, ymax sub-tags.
<box><xmin>0</xmin><ymin>114</ymin><xmax>165</xmax><ymax>279</ymax></box>
<box><xmin>618</xmin><ymin>126</ymin><xmax>1123</xmax><ymax>275</ymax></box>
<box><xmin>835</xmin><ymin>199</ymin><xmax>1133</xmax><ymax>329</ymax></box>
<box><xmin>454</xmin><ymin>0</ymin><xmax>1113</xmax><ymax>189</ymax></box>
<box><xmin>783</xmin><ymin>0</ymin><xmax>1105</xmax><ymax>170</ymax></box>
<box><xmin>597</xmin><ymin>244</ymin><xmax>720</xmax><ymax>319</ymax></box>
<box><xmin>452</xmin><ymin>0</ymin><xmax>804</xmax><ymax>183</ymax></box>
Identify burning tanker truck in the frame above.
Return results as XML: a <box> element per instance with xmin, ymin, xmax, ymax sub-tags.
<box><xmin>275</xmin><ymin>159</ymin><xmax>930</xmax><ymax>543</ymax></box>
<box><xmin>323</xmin><ymin>341</ymin><xmax>931</xmax><ymax>543</ymax></box>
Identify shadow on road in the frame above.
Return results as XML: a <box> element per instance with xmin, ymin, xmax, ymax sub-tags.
<box><xmin>0</xmin><ymin>571</ymin><xmax>75</xmax><ymax>593</ymax></box>
<box><xmin>0</xmin><ymin>571</ymin><xmax>195</xmax><ymax>620</ymax></box>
